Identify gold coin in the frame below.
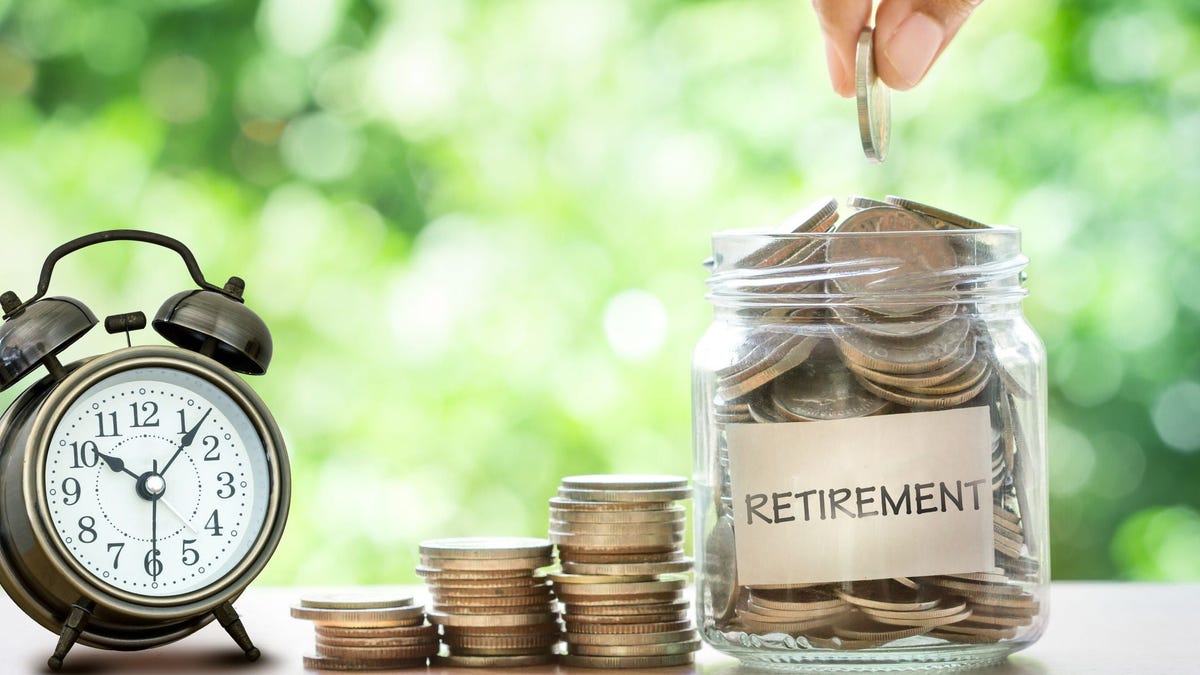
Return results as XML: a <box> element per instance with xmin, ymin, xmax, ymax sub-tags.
<box><xmin>432</xmin><ymin>654</ymin><xmax>556</xmax><ymax>667</ymax></box>
<box><xmin>290</xmin><ymin>605</ymin><xmax>426</xmax><ymax>627</ymax></box>
<box><xmin>315</xmin><ymin>624</ymin><xmax>437</xmax><ymax>640</ymax></box>
<box><xmin>551</xmin><ymin>506</ymin><xmax>685</xmax><ymax>524</ymax></box>
<box><xmin>425</xmin><ymin>610</ymin><xmax>558</xmax><ymax>627</ymax></box>
<box><xmin>561</xmin><ymin>559</ymin><xmax>694</xmax><ymax>577</ymax></box>
<box><xmin>441</xmin><ymin>622</ymin><xmax>562</xmax><ymax>637</ymax></box>
<box><xmin>315</xmin><ymin>642</ymin><xmax>439</xmax><ymax>660</ymax></box>
<box><xmin>299</xmin><ymin>591</ymin><xmax>415</xmax><ymax>610</ymax></box>
<box><xmin>549</xmin><ymin>520</ymin><xmax>684</xmax><ymax>536</ymax></box>
<box><xmin>567</xmin><ymin>638</ymin><xmax>701</xmax><ymax>657</ymax></box>
<box><xmin>418</xmin><ymin>555</ymin><xmax>553</xmax><ymax>572</ymax></box>
<box><xmin>564</xmin><ymin>600</ymin><xmax>690</xmax><ymax>616</ymax></box>
<box><xmin>563</xmin><ymin>618</ymin><xmax>692</xmax><ymax>635</ymax></box>
<box><xmin>549</xmin><ymin>572</ymin><xmax>658</xmax><ymax>585</ymax></box>
<box><xmin>558</xmin><ymin>550</ymin><xmax>684</xmax><ymax>564</ymax></box>
<box><xmin>552</xmin><ymin>578</ymin><xmax>686</xmax><ymax>597</ymax></box>
<box><xmin>418</xmin><ymin>537</ymin><xmax>552</xmax><ymax>560</ymax></box>
<box><xmin>315</xmin><ymin>634</ymin><xmax>440</xmax><ymax>649</ymax></box>
<box><xmin>445</xmin><ymin>632</ymin><xmax>562</xmax><ymax>650</ymax></box>
<box><xmin>564</xmin><ymin>610</ymin><xmax>690</xmax><ymax>626</ymax></box>
<box><xmin>558</xmin><ymin>653</ymin><xmax>694</xmax><ymax>668</ymax></box>
<box><xmin>303</xmin><ymin>655</ymin><xmax>427</xmax><ymax>671</ymax></box>
<box><xmin>565</xmin><ymin>628</ymin><xmax>697</xmax><ymax>646</ymax></box>
<box><xmin>561</xmin><ymin>474</ymin><xmax>688</xmax><ymax>491</ymax></box>
<box><xmin>415</xmin><ymin>565</ymin><xmax>543</xmax><ymax>580</ymax></box>
<box><xmin>548</xmin><ymin>497</ymin><xmax>674</xmax><ymax>512</ymax></box>
<box><xmin>556</xmin><ymin>486</ymin><xmax>692</xmax><ymax>503</ymax></box>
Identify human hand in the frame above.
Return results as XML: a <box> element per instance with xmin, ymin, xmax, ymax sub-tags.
<box><xmin>812</xmin><ymin>0</ymin><xmax>983</xmax><ymax>97</ymax></box>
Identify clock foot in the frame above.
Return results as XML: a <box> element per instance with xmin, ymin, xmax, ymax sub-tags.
<box><xmin>214</xmin><ymin>601</ymin><xmax>260</xmax><ymax>662</ymax></box>
<box><xmin>47</xmin><ymin>600</ymin><xmax>94</xmax><ymax>671</ymax></box>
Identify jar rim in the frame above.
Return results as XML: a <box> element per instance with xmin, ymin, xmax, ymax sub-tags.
<box><xmin>711</xmin><ymin>225</ymin><xmax>1021</xmax><ymax>241</ymax></box>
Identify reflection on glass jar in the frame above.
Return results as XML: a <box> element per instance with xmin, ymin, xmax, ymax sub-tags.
<box><xmin>692</xmin><ymin>198</ymin><xmax>1048</xmax><ymax>670</ymax></box>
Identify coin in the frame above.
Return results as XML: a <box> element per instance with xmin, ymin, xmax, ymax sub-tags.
<box><xmin>440</xmin><ymin>622</ymin><xmax>562</xmax><ymax>637</ymax></box>
<box><xmin>556</xmin><ymin>486</ymin><xmax>692</xmax><ymax>503</ymax></box>
<box><xmin>550</xmin><ymin>519</ymin><xmax>684</xmax><ymax>536</ymax></box>
<box><xmin>425</xmin><ymin>610</ymin><xmax>559</xmax><ymax>627</ymax></box>
<box><xmin>561</xmin><ymin>558</ymin><xmax>694</xmax><ymax>577</ymax></box>
<box><xmin>856</xmin><ymin>28</ymin><xmax>890</xmax><ymax>162</ymax></box>
<box><xmin>444</xmin><ymin>632</ymin><xmax>562</xmax><ymax>650</ymax></box>
<box><xmin>315</xmin><ymin>634</ymin><xmax>439</xmax><ymax>649</ymax></box>
<box><xmin>418</xmin><ymin>555</ymin><xmax>553</xmax><ymax>571</ymax></box>
<box><xmin>551</xmin><ymin>505</ymin><xmax>685</xmax><ymax>523</ymax></box>
<box><xmin>565</xmin><ymin>628</ymin><xmax>698</xmax><ymax>646</ymax></box>
<box><xmin>419</xmin><ymin>537</ymin><xmax>552</xmax><ymax>560</ymax></box>
<box><xmin>834</xmin><ymin>318</ymin><xmax>971</xmax><ymax>375</ymax></box>
<box><xmin>886</xmin><ymin>196</ymin><xmax>989</xmax><ymax>230</ymax></box>
<box><xmin>316</xmin><ymin>624</ymin><xmax>439</xmax><ymax>640</ymax></box>
<box><xmin>564</xmin><ymin>618</ymin><xmax>693</xmax><ymax>635</ymax></box>
<box><xmin>547</xmin><ymin>497</ymin><xmax>674</xmax><ymax>513</ymax></box>
<box><xmin>704</xmin><ymin>516</ymin><xmax>738</xmax><ymax>621</ymax></box>
<box><xmin>559</xmin><ymin>653</ymin><xmax>695</xmax><ymax>668</ymax></box>
<box><xmin>769</xmin><ymin>346</ymin><xmax>890</xmax><ymax>420</ymax></box>
<box><xmin>847</xmin><ymin>195</ymin><xmax>891</xmax><ymax>210</ymax></box>
<box><xmin>303</xmin><ymin>655</ymin><xmax>428</xmax><ymax>671</ymax></box>
<box><xmin>432</xmin><ymin>654</ymin><xmax>556</xmax><ymax>667</ymax></box>
<box><xmin>567</xmin><ymin>638</ymin><xmax>701</xmax><ymax>657</ymax></box>
<box><xmin>290</xmin><ymin>605</ymin><xmax>426</xmax><ymax>627</ymax></box>
<box><xmin>315</xmin><ymin>643</ymin><xmax>439</xmax><ymax>660</ymax></box>
<box><xmin>717</xmin><ymin>335</ymin><xmax>819</xmax><ymax>400</ymax></box>
<box><xmin>300</xmin><ymin>591</ymin><xmax>415</xmax><ymax>611</ymax></box>
<box><xmin>552</xmin><ymin>578</ymin><xmax>687</xmax><ymax>597</ymax></box>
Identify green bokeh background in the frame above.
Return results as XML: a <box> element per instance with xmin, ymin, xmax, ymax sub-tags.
<box><xmin>0</xmin><ymin>0</ymin><xmax>1197</xmax><ymax>584</ymax></box>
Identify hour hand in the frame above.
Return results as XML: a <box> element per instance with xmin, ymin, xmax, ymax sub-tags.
<box><xmin>95</xmin><ymin>451</ymin><xmax>139</xmax><ymax>480</ymax></box>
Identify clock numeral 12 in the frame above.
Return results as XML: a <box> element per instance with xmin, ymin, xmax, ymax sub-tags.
<box><xmin>130</xmin><ymin>401</ymin><xmax>160</xmax><ymax>428</ymax></box>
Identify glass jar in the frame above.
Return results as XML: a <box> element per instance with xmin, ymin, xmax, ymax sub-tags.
<box><xmin>691</xmin><ymin>200</ymin><xmax>1048</xmax><ymax>671</ymax></box>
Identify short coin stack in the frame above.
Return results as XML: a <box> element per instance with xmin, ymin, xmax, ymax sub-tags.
<box><xmin>290</xmin><ymin>592</ymin><xmax>436</xmax><ymax>670</ymax></box>
<box><xmin>417</xmin><ymin>537</ymin><xmax>560</xmax><ymax>667</ymax></box>
<box><xmin>550</xmin><ymin>474</ymin><xmax>701</xmax><ymax>669</ymax></box>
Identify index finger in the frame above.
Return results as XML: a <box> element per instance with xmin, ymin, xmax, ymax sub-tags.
<box><xmin>811</xmin><ymin>0</ymin><xmax>873</xmax><ymax>98</ymax></box>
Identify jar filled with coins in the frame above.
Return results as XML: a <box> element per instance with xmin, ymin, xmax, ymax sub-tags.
<box><xmin>692</xmin><ymin>196</ymin><xmax>1047</xmax><ymax>670</ymax></box>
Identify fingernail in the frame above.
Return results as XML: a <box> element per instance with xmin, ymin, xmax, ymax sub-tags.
<box><xmin>881</xmin><ymin>12</ymin><xmax>944</xmax><ymax>89</ymax></box>
<box><xmin>823</xmin><ymin>37</ymin><xmax>852</xmax><ymax>98</ymax></box>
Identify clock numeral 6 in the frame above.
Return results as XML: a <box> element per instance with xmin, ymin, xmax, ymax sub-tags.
<box><xmin>181</xmin><ymin>539</ymin><xmax>199</xmax><ymax>566</ymax></box>
<box><xmin>143</xmin><ymin>548</ymin><xmax>163</xmax><ymax>578</ymax></box>
<box><xmin>78</xmin><ymin>516</ymin><xmax>97</xmax><ymax>544</ymax></box>
<box><xmin>216</xmin><ymin>472</ymin><xmax>236</xmax><ymax>499</ymax></box>
<box><xmin>69</xmin><ymin>441</ymin><xmax>99</xmax><ymax>470</ymax></box>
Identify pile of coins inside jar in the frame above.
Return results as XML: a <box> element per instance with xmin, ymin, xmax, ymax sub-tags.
<box><xmin>704</xmin><ymin>196</ymin><xmax>1041</xmax><ymax>649</ymax></box>
<box><xmin>550</xmin><ymin>475</ymin><xmax>700</xmax><ymax>669</ymax></box>
<box><xmin>290</xmin><ymin>592</ymin><xmax>437</xmax><ymax>670</ymax></box>
<box><xmin>418</xmin><ymin>537</ymin><xmax>560</xmax><ymax>667</ymax></box>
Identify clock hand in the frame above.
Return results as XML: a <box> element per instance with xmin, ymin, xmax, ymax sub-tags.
<box><xmin>150</xmin><ymin>460</ymin><xmax>159</xmax><ymax>583</ymax></box>
<box><xmin>94</xmin><ymin>451</ymin><xmax>140</xmax><ymax>481</ymax></box>
<box><xmin>160</xmin><ymin>407</ymin><xmax>212</xmax><ymax>477</ymax></box>
<box><xmin>159</xmin><ymin>497</ymin><xmax>197</xmax><ymax>534</ymax></box>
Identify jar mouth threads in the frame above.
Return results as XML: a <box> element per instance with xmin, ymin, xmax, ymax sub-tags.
<box><xmin>706</xmin><ymin>198</ymin><xmax>1028</xmax><ymax>312</ymax></box>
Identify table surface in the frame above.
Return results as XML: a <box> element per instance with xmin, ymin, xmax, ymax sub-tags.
<box><xmin>2</xmin><ymin>582</ymin><xmax>1195</xmax><ymax>674</ymax></box>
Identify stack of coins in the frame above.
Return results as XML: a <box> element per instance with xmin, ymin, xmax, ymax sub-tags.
<box><xmin>290</xmin><ymin>592</ymin><xmax>436</xmax><ymax>670</ymax></box>
<box><xmin>550</xmin><ymin>475</ymin><xmax>701</xmax><ymax>668</ymax></box>
<box><xmin>703</xmin><ymin>196</ymin><xmax>1042</xmax><ymax>649</ymax></box>
<box><xmin>417</xmin><ymin>537</ymin><xmax>560</xmax><ymax>667</ymax></box>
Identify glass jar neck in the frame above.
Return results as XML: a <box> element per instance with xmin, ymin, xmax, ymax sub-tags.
<box><xmin>706</xmin><ymin>229</ymin><xmax>1028</xmax><ymax>319</ymax></box>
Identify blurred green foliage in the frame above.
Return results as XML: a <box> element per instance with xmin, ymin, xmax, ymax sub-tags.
<box><xmin>0</xmin><ymin>0</ymin><xmax>1198</xmax><ymax>584</ymax></box>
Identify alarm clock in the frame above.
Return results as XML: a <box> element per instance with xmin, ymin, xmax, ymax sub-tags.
<box><xmin>0</xmin><ymin>230</ymin><xmax>290</xmax><ymax>670</ymax></box>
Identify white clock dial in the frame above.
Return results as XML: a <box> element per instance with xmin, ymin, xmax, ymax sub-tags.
<box><xmin>42</xmin><ymin>367</ymin><xmax>271</xmax><ymax>597</ymax></box>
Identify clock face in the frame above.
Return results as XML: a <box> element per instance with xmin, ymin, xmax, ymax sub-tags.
<box><xmin>41</xmin><ymin>366</ymin><xmax>271</xmax><ymax>598</ymax></box>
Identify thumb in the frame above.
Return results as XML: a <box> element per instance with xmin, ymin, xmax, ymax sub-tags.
<box><xmin>874</xmin><ymin>0</ymin><xmax>983</xmax><ymax>90</ymax></box>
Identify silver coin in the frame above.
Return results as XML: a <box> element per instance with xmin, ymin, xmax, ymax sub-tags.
<box><xmin>704</xmin><ymin>517</ymin><xmax>738</xmax><ymax>622</ymax></box>
<box><xmin>886</xmin><ymin>195</ymin><xmax>989</xmax><ymax>230</ymax></box>
<box><xmin>856</xmin><ymin>28</ymin><xmax>890</xmax><ymax>162</ymax></box>
<box><xmin>834</xmin><ymin>318</ymin><xmax>971</xmax><ymax>375</ymax></box>
<box><xmin>770</xmin><ymin>345</ymin><xmax>890</xmax><ymax>420</ymax></box>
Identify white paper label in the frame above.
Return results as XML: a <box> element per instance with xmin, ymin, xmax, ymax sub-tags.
<box><xmin>727</xmin><ymin>406</ymin><xmax>994</xmax><ymax>586</ymax></box>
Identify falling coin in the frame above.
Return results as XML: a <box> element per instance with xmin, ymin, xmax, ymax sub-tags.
<box><xmin>856</xmin><ymin>28</ymin><xmax>890</xmax><ymax>162</ymax></box>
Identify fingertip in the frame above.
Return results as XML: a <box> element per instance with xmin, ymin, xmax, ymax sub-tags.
<box><xmin>823</xmin><ymin>39</ymin><xmax>854</xmax><ymax>97</ymax></box>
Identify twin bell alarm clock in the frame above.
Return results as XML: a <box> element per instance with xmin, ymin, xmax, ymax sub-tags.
<box><xmin>0</xmin><ymin>230</ymin><xmax>290</xmax><ymax>669</ymax></box>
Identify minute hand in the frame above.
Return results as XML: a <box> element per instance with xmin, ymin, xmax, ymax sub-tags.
<box><xmin>160</xmin><ymin>407</ymin><xmax>212</xmax><ymax>476</ymax></box>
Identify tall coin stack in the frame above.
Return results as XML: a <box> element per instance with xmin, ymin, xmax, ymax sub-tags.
<box><xmin>549</xmin><ymin>474</ymin><xmax>701</xmax><ymax>669</ymax></box>
<box><xmin>417</xmin><ymin>537</ymin><xmax>560</xmax><ymax>667</ymax></box>
<box><xmin>290</xmin><ymin>592</ymin><xmax>437</xmax><ymax>670</ymax></box>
